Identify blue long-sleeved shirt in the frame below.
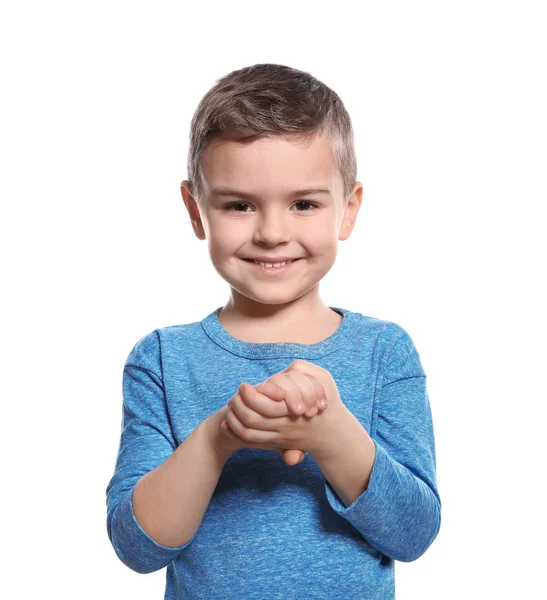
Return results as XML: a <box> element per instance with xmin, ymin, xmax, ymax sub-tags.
<box><xmin>106</xmin><ymin>306</ymin><xmax>441</xmax><ymax>599</ymax></box>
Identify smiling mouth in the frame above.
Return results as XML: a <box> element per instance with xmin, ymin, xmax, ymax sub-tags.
<box><xmin>243</xmin><ymin>258</ymin><xmax>301</xmax><ymax>266</ymax></box>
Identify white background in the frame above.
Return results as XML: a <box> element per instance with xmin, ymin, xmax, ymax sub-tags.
<box><xmin>2</xmin><ymin>1</ymin><xmax>546</xmax><ymax>598</ymax></box>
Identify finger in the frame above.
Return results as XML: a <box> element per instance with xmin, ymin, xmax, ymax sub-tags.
<box><xmin>283</xmin><ymin>371</ymin><xmax>318</xmax><ymax>417</ymax></box>
<box><xmin>237</xmin><ymin>383</ymin><xmax>289</xmax><ymax>419</ymax></box>
<box><xmin>221</xmin><ymin>419</ymin><xmax>268</xmax><ymax>450</ymax></box>
<box><xmin>220</xmin><ymin>419</ymin><xmax>241</xmax><ymax>443</ymax></box>
<box><xmin>282</xmin><ymin>363</ymin><xmax>330</xmax><ymax>413</ymax></box>
<box><xmin>255</xmin><ymin>381</ymin><xmax>286</xmax><ymax>402</ymax></box>
<box><xmin>282</xmin><ymin>372</ymin><xmax>327</xmax><ymax>417</ymax></box>
<box><xmin>307</xmin><ymin>375</ymin><xmax>328</xmax><ymax>410</ymax></box>
<box><xmin>281</xmin><ymin>448</ymin><xmax>306</xmax><ymax>466</ymax></box>
<box><xmin>229</xmin><ymin>385</ymin><xmax>281</xmax><ymax>429</ymax></box>
<box><xmin>267</xmin><ymin>373</ymin><xmax>306</xmax><ymax>415</ymax></box>
<box><xmin>225</xmin><ymin>397</ymin><xmax>278</xmax><ymax>443</ymax></box>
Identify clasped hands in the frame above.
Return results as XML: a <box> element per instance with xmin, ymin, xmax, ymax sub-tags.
<box><xmin>219</xmin><ymin>360</ymin><xmax>342</xmax><ymax>466</ymax></box>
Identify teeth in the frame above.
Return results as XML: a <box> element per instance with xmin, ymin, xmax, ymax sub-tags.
<box><xmin>253</xmin><ymin>260</ymin><xmax>292</xmax><ymax>268</ymax></box>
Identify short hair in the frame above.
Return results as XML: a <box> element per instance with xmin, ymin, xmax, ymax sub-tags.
<box><xmin>186</xmin><ymin>63</ymin><xmax>357</xmax><ymax>206</ymax></box>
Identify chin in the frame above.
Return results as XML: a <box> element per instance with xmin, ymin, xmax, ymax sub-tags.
<box><xmin>232</xmin><ymin>288</ymin><xmax>302</xmax><ymax>306</ymax></box>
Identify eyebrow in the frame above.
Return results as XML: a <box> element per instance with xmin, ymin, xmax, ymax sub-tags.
<box><xmin>210</xmin><ymin>187</ymin><xmax>332</xmax><ymax>199</ymax></box>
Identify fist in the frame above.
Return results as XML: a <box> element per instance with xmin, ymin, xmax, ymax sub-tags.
<box><xmin>262</xmin><ymin>371</ymin><xmax>328</xmax><ymax>465</ymax></box>
<box><xmin>220</xmin><ymin>372</ymin><xmax>328</xmax><ymax>464</ymax></box>
<box><xmin>262</xmin><ymin>370</ymin><xmax>328</xmax><ymax>465</ymax></box>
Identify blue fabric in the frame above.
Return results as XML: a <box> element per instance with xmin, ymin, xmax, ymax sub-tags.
<box><xmin>106</xmin><ymin>306</ymin><xmax>441</xmax><ymax>599</ymax></box>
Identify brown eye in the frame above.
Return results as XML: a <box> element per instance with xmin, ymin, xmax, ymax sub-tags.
<box><xmin>225</xmin><ymin>202</ymin><xmax>252</xmax><ymax>212</ymax></box>
<box><xmin>294</xmin><ymin>201</ymin><xmax>317</xmax><ymax>211</ymax></box>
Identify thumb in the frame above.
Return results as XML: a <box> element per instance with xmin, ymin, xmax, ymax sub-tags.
<box><xmin>279</xmin><ymin>448</ymin><xmax>306</xmax><ymax>466</ymax></box>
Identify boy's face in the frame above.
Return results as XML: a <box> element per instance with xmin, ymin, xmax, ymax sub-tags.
<box><xmin>181</xmin><ymin>132</ymin><xmax>362</xmax><ymax>311</ymax></box>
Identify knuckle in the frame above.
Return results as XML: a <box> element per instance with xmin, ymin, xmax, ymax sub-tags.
<box><xmin>268</xmin><ymin>374</ymin><xmax>286</xmax><ymax>389</ymax></box>
<box><xmin>289</xmin><ymin>359</ymin><xmax>305</xmax><ymax>368</ymax></box>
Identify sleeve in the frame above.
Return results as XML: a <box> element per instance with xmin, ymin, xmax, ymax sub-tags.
<box><xmin>324</xmin><ymin>324</ymin><xmax>442</xmax><ymax>562</ymax></box>
<box><xmin>105</xmin><ymin>330</ymin><xmax>191</xmax><ymax>574</ymax></box>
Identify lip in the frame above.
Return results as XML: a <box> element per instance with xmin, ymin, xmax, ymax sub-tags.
<box><xmin>242</xmin><ymin>257</ymin><xmax>301</xmax><ymax>275</ymax></box>
<box><xmin>243</xmin><ymin>256</ymin><xmax>301</xmax><ymax>262</ymax></box>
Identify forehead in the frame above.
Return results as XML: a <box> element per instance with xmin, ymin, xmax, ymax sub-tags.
<box><xmin>200</xmin><ymin>132</ymin><xmax>342</xmax><ymax>197</ymax></box>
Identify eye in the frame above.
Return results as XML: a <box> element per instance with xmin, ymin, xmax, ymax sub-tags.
<box><xmin>224</xmin><ymin>202</ymin><xmax>252</xmax><ymax>212</ymax></box>
<box><xmin>293</xmin><ymin>201</ymin><xmax>318</xmax><ymax>211</ymax></box>
<box><xmin>222</xmin><ymin>200</ymin><xmax>319</xmax><ymax>213</ymax></box>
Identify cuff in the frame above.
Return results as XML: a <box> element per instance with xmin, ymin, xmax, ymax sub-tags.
<box><xmin>324</xmin><ymin>439</ymin><xmax>393</xmax><ymax>537</ymax></box>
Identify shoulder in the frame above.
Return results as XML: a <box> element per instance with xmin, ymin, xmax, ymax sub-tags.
<box><xmin>343</xmin><ymin>307</ymin><xmax>414</xmax><ymax>348</ymax></box>
<box><xmin>124</xmin><ymin>318</ymin><xmax>201</xmax><ymax>372</ymax></box>
<box><xmin>124</xmin><ymin>329</ymin><xmax>162</xmax><ymax>377</ymax></box>
<box><xmin>342</xmin><ymin>308</ymin><xmax>424</xmax><ymax>375</ymax></box>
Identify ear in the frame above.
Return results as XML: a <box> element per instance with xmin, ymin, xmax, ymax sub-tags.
<box><xmin>338</xmin><ymin>182</ymin><xmax>363</xmax><ymax>241</ymax></box>
<box><xmin>181</xmin><ymin>180</ymin><xmax>206</xmax><ymax>240</ymax></box>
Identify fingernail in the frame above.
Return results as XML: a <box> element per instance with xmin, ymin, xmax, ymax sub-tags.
<box><xmin>320</xmin><ymin>399</ymin><xmax>328</xmax><ymax>408</ymax></box>
<box><xmin>297</xmin><ymin>402</ymin><xmax>304</xmax><ymax>412</ymax></box>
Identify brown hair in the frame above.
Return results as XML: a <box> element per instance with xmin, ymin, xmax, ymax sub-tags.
<box><xmin>185</xmin><ymin>63</ymin><xmax>357</xmax><ymax>205</ymax></box>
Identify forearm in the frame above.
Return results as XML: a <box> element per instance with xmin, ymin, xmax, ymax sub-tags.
<box><xmin>132</xmin><ymin>409</ymin><xmax>232</xmax><ymax>548</ymax></box>
<box><xmin>312</xmin><ymin>409</ymin><xmax>441</xmax><ymax>561</ymax></box>
<box><xmin>310</xmin><ymin>409</ymin><xmax>376</xmax><ymax>507</ymax></box>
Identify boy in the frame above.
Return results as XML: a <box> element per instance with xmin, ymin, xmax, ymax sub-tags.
<box><xmin>106</xmin><ymin>63</ymin><xmax>441</xmax><ymax>599</ymax></box>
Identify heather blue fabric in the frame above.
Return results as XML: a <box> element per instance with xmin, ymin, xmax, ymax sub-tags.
<box><xmin>106</xmin><ymin>306</ymin><xmax>441</xmax><ymax>599</ymax></box>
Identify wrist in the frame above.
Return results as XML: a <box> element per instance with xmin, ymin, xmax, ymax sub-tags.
<box><xmin>203</xmin><ymin>408</ymin><xmax>235</xmax><ymax>463</ymax></box>
<box><xmin>308</xmin><ymin>405</ymin><xmax>357</xmax><ymax>461</ymax></box>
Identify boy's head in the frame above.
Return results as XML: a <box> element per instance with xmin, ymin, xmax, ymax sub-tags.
<box><xmin>181</xmin><ymin>63</ymin><xmax>363</xmax><ymax>312</ymax></box>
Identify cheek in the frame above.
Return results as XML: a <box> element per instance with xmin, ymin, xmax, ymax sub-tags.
<box><xmin>208</xmin><ymin>221</ymin><xmax>234</xmax><ymax>244</ymax></box>
<box><xmin>305</xmin><ymin>224</ymin><xmax>338</xmax><ymax>250</ymax></box>
<box><xmin>207</xmin><ymin>228</ymin><xmax>245</xmax><ymax>261</ymax></box>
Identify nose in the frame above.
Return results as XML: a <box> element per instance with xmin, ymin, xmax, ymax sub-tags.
<box><xmin>252</xmin><ymin>207</ymin><xmax>291</xmax><ymax>246</ymax></box>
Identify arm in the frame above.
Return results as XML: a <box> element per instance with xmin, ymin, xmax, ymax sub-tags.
<box><xmin>317</xmin><ymin>328</ymin><xmax>441</xmax><ymax>563</ymax></box>
<box><xmin>310</xmin><ymin>409</ymin><xmax>376</xmax><ymax>507</ymax></box>
<box><xmin>132</xmin><ymin>409</ymin><xmax>231</xmax><ymax>548</ymax></box>
<box><xmin>105</xmin><ymin>331</ymin><xmax>232</xmax><ymax>574</ymax></box>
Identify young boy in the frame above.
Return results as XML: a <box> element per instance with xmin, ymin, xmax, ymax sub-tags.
<box><xmin>106</xmin><ymin>63</ymin><xmax>441</xmax><ymax>599</ymax></box>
